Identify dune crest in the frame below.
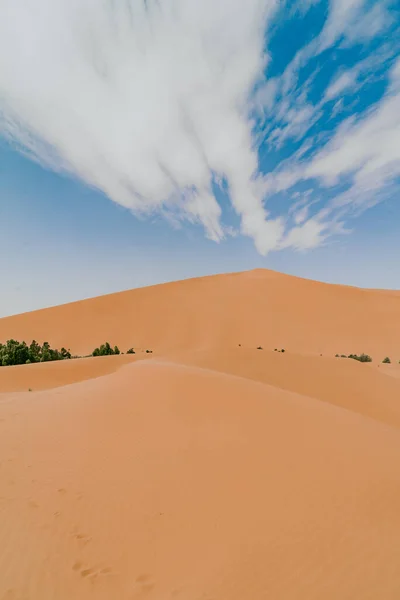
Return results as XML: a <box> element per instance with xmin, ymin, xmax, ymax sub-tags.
<box><xmin>1</xmin><ymin>269</ymin><xmax>399</xmax><ymax>358</ymax></box>
<box><xmin>1</xmin><ymin>270</ymin><xmax>400</xmax><ymax>599</ymax></box>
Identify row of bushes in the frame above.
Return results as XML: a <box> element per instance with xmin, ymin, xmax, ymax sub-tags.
<box><xmin>91</xmin><ymin>342</ymin><xmax>152</xmax><ymax>356</ymax></box>
<box><xmin>0</xmin><ymin>339</ymin><xmax>72</xmax><ymax>367</ymax></box>
<box><xmin>335</xmin><ymin>353</ymin><xmax>395</xmax><ymax>364</ymax></box>
<box><xmin>0</xmin><ymin>339</ymin><xmax>152</xmax><ymax>367</ymax></box>
<box><xmin>248</xmin><ymin>346</ymin><xmax>396</xmax><ymax>363</ymax></box>
<box><xmin>249</xmin><ymin>347</ymin><xmax>395</xmax><ymax>364</ymax></box>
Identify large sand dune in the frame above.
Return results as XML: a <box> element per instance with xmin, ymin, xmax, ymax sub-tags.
<box><xmin>1</xmin><ymin>269</ymin><xmax>400</xmax><ymax>599</ymax></box>
<box><xmin>1</xmin><ymin>268</ymin><xmax>399</xmax><ymax>358</ymax></box>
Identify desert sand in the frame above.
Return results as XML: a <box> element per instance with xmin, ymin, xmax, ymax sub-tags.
<box><xmin>1</xmin><ymin>268</ymin><xmax>400</xmax><ymax>599</ymax></box>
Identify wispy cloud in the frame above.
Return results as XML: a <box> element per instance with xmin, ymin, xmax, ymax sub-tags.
<box><xmin>0</xmin><ymin>0</ymin><xmax>283</xmax><ymax>253</ymax></box>
<box><xmin>324</xmin><ymin>69</ymin><xmax>358</xmax><ymax>101</ymax></box>
<box><xmin>263</xmin><ymin>54</ymin><xmax>400</xmax><ymax>247</ymax></box>
<box><xmin>0</xmin><ymin>0</ymin><xmax>398</xmax><ymax>255</ymax></box>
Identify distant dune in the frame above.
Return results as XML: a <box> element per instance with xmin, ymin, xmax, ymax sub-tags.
<box><xmin>1</xmin><ymin>268</ymin><xmax>399</xmax><ymax>358</ymax></box>
<box><xmin>1</xmin><ymin>269</ymin><xmax>400</xmax><ymax>599</ymax></box>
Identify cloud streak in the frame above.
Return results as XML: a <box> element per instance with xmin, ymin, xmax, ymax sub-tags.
<box><xmin>0</xmin><ymin>0</ymin><xmax>285</xmax><ymax>254</ymax></box>
<box><xmin>0</xmin><ymin>0</ymin><xmax>398</xmax><ymax>255</ymax></box>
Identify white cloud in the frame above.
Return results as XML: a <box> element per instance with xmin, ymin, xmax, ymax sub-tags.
<box><xmin>319</xmin><ymin>0</ymin><xmax>366</xmax><ymax>50</ymax></box>
<box><xmin>0</xmin><ymin>0</ymin><xmax>284</xmax><ymax>254</ymax></box>
<box><xmin>253</xmin><ymin>78</ymin><xmax>278</xmax><ymax>115</ymax></box>
<box><xmin>262</xmin><ymin>55</ymin><xmax>400</xmax><ymax>229</ymax></box>
<box><xmin>0</xmin><ymin>0</ymin><xmax>398</xmax><ymax>258</ymax></box>
<box><xmin>276</xmin><ymin>0</ymin><xmax>389</xmax><ymax>103</ymax></box>
<box><xmin>339</xmin><ymin>1</ymin><xmax>393</xmax><ymax>47</ymax></box>
<box><xmin>330</xmin><ymin>98</ymin><xmax>345</xmax><ymax>118</ymax></box>
<box><xmin>324</xmin><ymin>69</ymin><xmax>358</xmax><ymax>101</ymax></box>
<box><xmin>280</xmin><ymin>217</ymin><xmax>328</xmax><ymax>250</ymax></box>
<box><xmin>307</xmin><ymin>59</ymin><xmax>400</xmax><ymax>188</ymax></box>
<box><xmin>293</xmin><ymin>204</ymin><xmax>310</xmax><ymax>225</ymax></box>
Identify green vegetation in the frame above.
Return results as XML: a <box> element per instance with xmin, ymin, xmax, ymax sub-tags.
<box><xmin>0</xmin><ymin>339</ymin><xmax>71</xmax><ymax>367</ymax></box>
<box><xmin>382</xmin><ymin>356</ymin><xmax>391</xmax><ymax>364</ymax></box>
<box><xmin>0</xmin><ymin>339</ymin><xmax>150</xmax><ymax>367</ymax></box>
<box><xmin>348</xmin><ymin>353</ymin><xmax>372</xmax><ymax>363</ymax></box>
<box><xmin>92</xmin><ymin>342</ymin><xmax>120</xmax><ymax>357</ymax></box>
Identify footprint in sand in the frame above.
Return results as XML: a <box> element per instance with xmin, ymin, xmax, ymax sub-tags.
<box><xmin>133</xmin><ymin>574</ymin><xmax>155</xmax><ymax>595</ymax></box>
<box><xmin>72</xmin><ymin>561</ymin><xmax>113</xmax><ymax>581</ymax></box>
<box><xmin>72</xmin><ymin>532</ymin><xmax>92</xmax><ymax>546</ymax></box>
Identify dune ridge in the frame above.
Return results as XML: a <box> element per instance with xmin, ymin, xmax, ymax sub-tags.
<box><xmin>1</xmin><ymin>269</ymin><xmax>400</xmax><ymax>599</ymax></box>
<box><xmin>1</xmin><ymin>268</ymin><xmax>399</xmax><ymax>358</ymax></box>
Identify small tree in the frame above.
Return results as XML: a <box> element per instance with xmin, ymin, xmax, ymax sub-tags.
<box><xmin>348</xmin><ymin>353</ymin><xmax>372</xmax><ymax>363</ymax></box>
<box><xmin>382</xmin><ymin>356</ymin><xmax>391</xmax><ymax>364</ymax></box>
<box><xmin>92</xmin><ymin>342</ymin><xmax>122</xmax><ymax>357</ymax></box>
<box><xmin>127</xmin><ymin>348</ymin><xmax>135</xmax><ymax>354</ymax></box>
<box><xmin>29</xmin><ymin>340</ymin><xmax>41</xmax><ymax>362</ymax></box>
<box><xmin>359</xmin><ymin>353</ymin><xmax>372</xmax><ymax>363</ymax></box>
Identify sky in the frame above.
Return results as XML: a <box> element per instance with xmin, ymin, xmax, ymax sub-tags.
<box><xmin>0</xmin><ymin>0</ymin><xmax>399</xmax><ymax>317</ymax></box>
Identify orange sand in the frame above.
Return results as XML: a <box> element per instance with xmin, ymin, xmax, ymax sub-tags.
<box><xmin>1</xmin><ymin>269</ymin><xmax>399</xmax><ymax>358</ymax></box>
<box><xmin>1</xmin><ymin>269</ymin><xmax>400</xmax><ymax>599</ymax></box>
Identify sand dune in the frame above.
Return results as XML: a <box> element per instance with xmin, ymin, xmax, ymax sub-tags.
<box><xmin>166</xmin><ymin>347</ymin><xmax>400</xmax><ymax>429</ymax></box>
<box><xmin>1</xmin><ymin>361</ymin><xmax>400</xmax><ymax>599</ymax></box>
<box><xmin>0</xmin><ymin>353</ymin><xmax>147</xmax><ymax>392</ymax></box>
<box><xmin>1</xmin><ymin>269</ymin><xmax>399</xmax><ymax>359</ymax></box>
<box><xmin>1</xmin><ymin>269</ymin><xmax>400</xmax><ymax>599</ymax></box>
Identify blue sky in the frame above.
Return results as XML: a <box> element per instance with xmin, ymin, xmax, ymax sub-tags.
<box><xmin>0</xmin><ymin>0</ymin><xmax>399</xmax><ymax>317</ymax></box>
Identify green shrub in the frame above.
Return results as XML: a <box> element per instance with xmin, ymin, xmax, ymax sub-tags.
<box><xmin>348</xmin><ymin>353</ymin><xmax>372</xmax><ymax>363</ymax></box>
<box><xmin>382</xmin><ymin>356</ymin><xmax>391</xmax><ymax>364</ymax></box>
<box><xmin>127</xmin><ymin>348</ymin><xmax>135</xmax><ymax>354</ymax></box>
<box><xmin>0</xmin><ymin>339</ymin><xmax>72</xmax><ymax>367</ymax></box>
<box><xmin>92</xmin><ymin>342</ymin><xmax>115</xmax><ymax>357</ymax></box>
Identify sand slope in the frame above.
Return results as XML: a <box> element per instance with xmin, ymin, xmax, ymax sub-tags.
<box><xmin>168</xmin><ymin>348</ymin><xmax>400</xmax><ymax>429</ymax></box>
<box><xmin>1</xmin><ymin>269</ymin><xmax>400</xmax><ymax>599</ymax></box>
<box><xmin>1</xmin><ymin>269</ymin><xmax>399</xmax><ymax>359</ymax></box>
<box><xmin>0</xmin><ymin>354</ymin><xmax>147</xmax><ymax>392</ymax></box>
<box><xmin>1</xmin><ymin>360</ymin><xmax>400</xmax><ymax>599</ymax></box>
